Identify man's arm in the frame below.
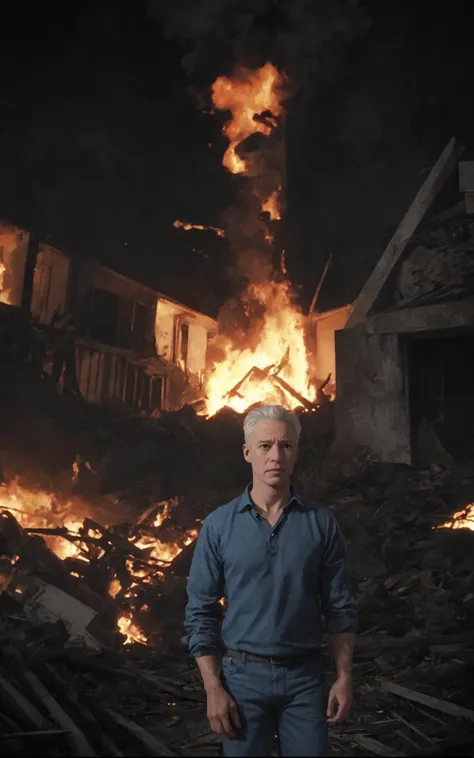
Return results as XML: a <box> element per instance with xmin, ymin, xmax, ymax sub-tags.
<box><xmin>184</xmin><ymin>517</ymin><xmax>224</xmax><ymax>665</ymax></box>
<box><xmin>184</xmin><ymin>518</ymin><xmax>240</xmax><ymax>739</ymax></box>
<box><xmin>319</xmin><ymin>510</ymin><xmax>358</xmax><ymax>722</ymax></box>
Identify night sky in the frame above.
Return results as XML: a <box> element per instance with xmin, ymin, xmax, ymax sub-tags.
<box><xmin>1</xmin><ymin>0</ymin><xmax>473</xmax><ymax>317</ymax></box>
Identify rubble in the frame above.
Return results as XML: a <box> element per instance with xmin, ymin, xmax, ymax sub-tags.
<box><xmin>0</xmin><ymin>455</ymin><xmax>473</xmax><ymax>756</ymax></box>
<box><xmin>1</xmin><ymin>307</ymin><xmax>474</xmax><ymax>756</ymax></box>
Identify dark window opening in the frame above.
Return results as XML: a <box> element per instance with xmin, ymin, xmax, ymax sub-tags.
<box><xmin>408</xmin><ymin>332</ymin><xmax>474</xmax><ymax>462</ymax></box>
<box><xmin>87</xmin><ymin>288</ymin><xmax>120</xmax><ymax>345</ymax></box>
<box><xmin>180</xmin><ymin>322</ymin><xmax>189</xmax><ymax>368</ymax></box>
<box><xmin>131</xmin><ymin>302</ymin><xmax>150</xmax><ymax>351</ymax></box>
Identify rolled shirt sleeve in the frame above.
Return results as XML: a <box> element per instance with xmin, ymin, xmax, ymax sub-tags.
<box><xmin>319</xmin><ymin>510</ymin><xmax>358</xmax><ymax>635</ymax></box>
<box><xmin>184</xmin><ymin>517</ymin><xmax>224</xmax><ymax>657</ymax></box>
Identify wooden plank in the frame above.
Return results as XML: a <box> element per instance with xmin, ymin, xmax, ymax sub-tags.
<box><xmin>104</xmin><ymin>708</ymin><xmax>176</xmax><ymax>757</ymax></box>
<box><xmin>351</xmin><ymin>734</ymin><xmax>405</xmax><ymax>757</ymax></box>
<box><xmin>0</xmin><ymin>674</ymin><xmax>51</xmax><ymax>730</ymax></box>
<box><xmin>363</xmin><ymin>297</ymin><xmax>474</xmax><ymax>335</ymax></box>
<box><xmin>345</xmin><ymin>138</ymin><xmax>463</xmax><ymax>328</ymax></box>
<box><xmin>22</xmin><ymin>670</ymin><xmax>96</xmax><ymax>756</ymax></box>
<box><xmin>380</xmin><ymin>680</ymin><xmax>474</xmax><ymax>722</ymax></box>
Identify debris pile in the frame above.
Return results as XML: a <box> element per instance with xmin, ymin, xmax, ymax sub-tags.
<box><xmin>319</xmin><ymin>463</ymin><xmax>474</xmax><ymax>756</ymax></box>
<box><xmin>0</xmin><ymin>604</ymin><xmax>218</xmax><ymax>757</ymax></box>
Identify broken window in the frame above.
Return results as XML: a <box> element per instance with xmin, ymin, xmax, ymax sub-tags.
<box><xmin>408</xmin><ymin>333</ymin><xmax>474</xmax><ymax>462</ymax></box>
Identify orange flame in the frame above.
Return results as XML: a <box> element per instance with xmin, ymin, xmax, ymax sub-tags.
<box><xmin>203</xmin><ymin>281</ymin><xmax>315</xmax><ymax>416</ymax></box>
<box><xmin>261</xmin><ymin>190</ymin><xmax>281</xmax><ymax>221</ymax></box>
<box><xmin>0</xmin><ymin>480</ymin><xmax>87</xmax><ymax>560</ymax></box>
<box><xmin>211</xmin><ymin>63</ymin><xmax>285</xmax><ymax>175</ymax></box>
<box><xmin>117</xmin><ymin>612</ymin><xmax>148</xmax><ymax>645</ymax></box>
<box><xmin>200</xmin><ymin>63</ymin><xmax>320</xmax><ymax>417</ymax></box>
<box><xmin>174</xmin><ymin>220</ymin><xmax>225</xmax><ymax>238</ymax></box>
<box><xmin>0</xmin><ymin>260</ymin><xmax>13</xmax><ymax>305</ymax></box>
<box><xmin>436</xmin><ymin>504</ymin><xmax>474</xmax><ymax>532</ymax></box>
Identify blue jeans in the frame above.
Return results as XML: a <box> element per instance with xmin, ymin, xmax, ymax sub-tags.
<box><xmin>221</xmin><ymin>654</ymin><xmax>329</xmax><ymax>757</ymax></box>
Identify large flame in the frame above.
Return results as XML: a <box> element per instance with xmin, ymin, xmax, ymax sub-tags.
<box><xmin>211</xmin><ymin>62</ymin><xmax>286</xmax><ymax>175</ymax></box>
<box><xmin>201</xmin><ymin>63</ymin><xmax>318</xmax><ymax>417</ymax></box>
<box><xmin>204</xmin><ymin>281</ymin><xmax>315</xmax><ymax>416</ymax></box>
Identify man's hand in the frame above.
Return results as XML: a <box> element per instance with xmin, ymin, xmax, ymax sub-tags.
<box><xmin>207</xmin><ymin>683</ymin><xmax>241</xmax><ymax>739</ymax></box>
<box><xmin>327</xmin><ymin>675</ymin><xmax>353</xmax><ymax>724</ymax></box>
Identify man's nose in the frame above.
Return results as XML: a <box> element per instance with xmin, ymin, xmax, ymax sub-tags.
<box><xmin>269</xmin><ymin>443</ymin><xmax>283</xmax><ymax>460</ymax></box>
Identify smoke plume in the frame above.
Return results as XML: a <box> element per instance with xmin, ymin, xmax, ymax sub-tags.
<box><xmin>148</xmin><ymin>0</ymin><xmax>367</xmax><ymax>85</ymax></box>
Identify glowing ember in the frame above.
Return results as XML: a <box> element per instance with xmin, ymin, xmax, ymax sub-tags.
<box><xmin>134</xmin><ymin>528</ymin><xmax>198</xmax><ymax>564</ymax></box>
<box><xmin>211</xmin><ymin>62</ymin><xmax>286</xmax><ymax>174</ymax></box>
<box><xmin>109</xmin><ymin>578</ymin><xmax>122</xmax><ymax>598</ymax></box>
<box><xmin>261</xmin><ymin>190</ymin><xmax>281</xmax><ymax>221</ymax></box>
<box><xmin>173</xmin><ymin>220</ymin><xmax>225</xmax><ymax>238</ymax></box>
<box><xmin>117</xmin><ymin>612</ymin><xmax>148</xmax><ymax>645</ymax></box>
<box><xmin>436</xmin><ymin>504</ymin><xmax>474</xmax><ymax>532</ymax></box>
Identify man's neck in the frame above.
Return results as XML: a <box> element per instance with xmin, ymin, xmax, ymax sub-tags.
<box><xmin>250</xmin><ymin>481</ymin><xmax>291</xmax><ymax>515</ymax></box>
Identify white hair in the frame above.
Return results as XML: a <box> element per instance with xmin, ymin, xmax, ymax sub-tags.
<box><xmin>243</xmin><ymin>405</ymin><xmax>301</xmax><ymax>444</ymax></box>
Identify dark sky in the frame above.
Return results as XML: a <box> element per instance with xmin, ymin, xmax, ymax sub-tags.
<box><xmin>0</xmin><ymin>0</ymin><xmax>473</xmax><ymax>316</ymax></box>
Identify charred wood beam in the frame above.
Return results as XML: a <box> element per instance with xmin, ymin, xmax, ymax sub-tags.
<box><xmin>21</xmin><ymin>233</ymin><xmax>40</xmax><ymax>314</ymax></box>
<box><xmin>271</xmin><ymin>375</ymin><xmax>315</xmax><ymax>410</ymax></box>
<box><xmin>363</xmin><ymin>296</ymin><xmax>474</xmax><ymax>335</ymax></box>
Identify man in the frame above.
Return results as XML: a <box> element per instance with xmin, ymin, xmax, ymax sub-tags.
<box><xmin>185</xmin><ymin>405</ymin><xmax>357</xmax><ymax>757</ymax></box>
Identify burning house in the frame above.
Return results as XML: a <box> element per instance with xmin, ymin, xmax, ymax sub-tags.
<box><xmin>335</xmin><ymin>139</ymin><xmax>474</xmax><ymax>465</ymax></box>
<box><xmin>0</xmin><ymin>223</ymin><xmax>217</xmax><ymax>413</ymax></box>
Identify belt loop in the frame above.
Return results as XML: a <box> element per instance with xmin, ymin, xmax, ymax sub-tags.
<box><xmin>242</xmin><ymin>651</ymin><xmax>247</xmax><ymax>664</ymax></box>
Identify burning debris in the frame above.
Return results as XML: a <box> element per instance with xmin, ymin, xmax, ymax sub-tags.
<box><xmin>173</xmin><ymin>220</ymin><xmax>225</xmax><ymax>238</ymax></box>
<box><xmin>0</xmin><ymin>479</ymin><xmax>199</xmax><ymax>648</ymax></box>
<box><xmin>436</xmin><ymin>502</ymin><xmax>474</xmax><ymax>531</ymax></box>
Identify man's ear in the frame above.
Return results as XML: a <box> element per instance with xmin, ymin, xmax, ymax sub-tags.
<box><xmin>242</xmin><ymin>444</ymin><xmax>250</xmax><ymax>462</ymax></box>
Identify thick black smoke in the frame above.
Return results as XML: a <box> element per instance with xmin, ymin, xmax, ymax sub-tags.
<box><xmin>147</xmin><ymin>0</ymin><xmax>368</xmax><ymax>85</ymax></box>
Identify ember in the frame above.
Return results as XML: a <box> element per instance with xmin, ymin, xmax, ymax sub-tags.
<box><xmin>173</xmin><ymin>219</ymin><xmax>225</xmax><ymax>238</ymax></box>
<box><xmin>117</xmin><ymin>611</ymin><xmax>148</xmax><ymax>645</ymax></box>
<box><xmin>436</xmin><ymin>503</ymin><xmax>474</xmax><ymax>531</ymax></box>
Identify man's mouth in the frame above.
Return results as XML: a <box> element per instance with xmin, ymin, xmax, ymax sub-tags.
<box><xmin>267</xmin><ymin>468</ymin><xmax>283</xmax><ymax>474</ymax></box>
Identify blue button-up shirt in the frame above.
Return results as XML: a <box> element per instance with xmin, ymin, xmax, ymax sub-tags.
<box><xmin>184</xmin><ymin>486</ymin><xmax>358</xmax><ymax>657</ymax></box>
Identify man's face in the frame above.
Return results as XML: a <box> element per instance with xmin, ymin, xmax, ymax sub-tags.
<box><xmin>243</xmin><ymin>419</ymin><xmax>299</xmax><ymax>489</ymax></box>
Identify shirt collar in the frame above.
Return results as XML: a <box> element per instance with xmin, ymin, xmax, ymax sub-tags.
<box><xmin>237</xmin><ymin>483</ymin><xmax>305</xmax><ymax>513</ymax></box>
